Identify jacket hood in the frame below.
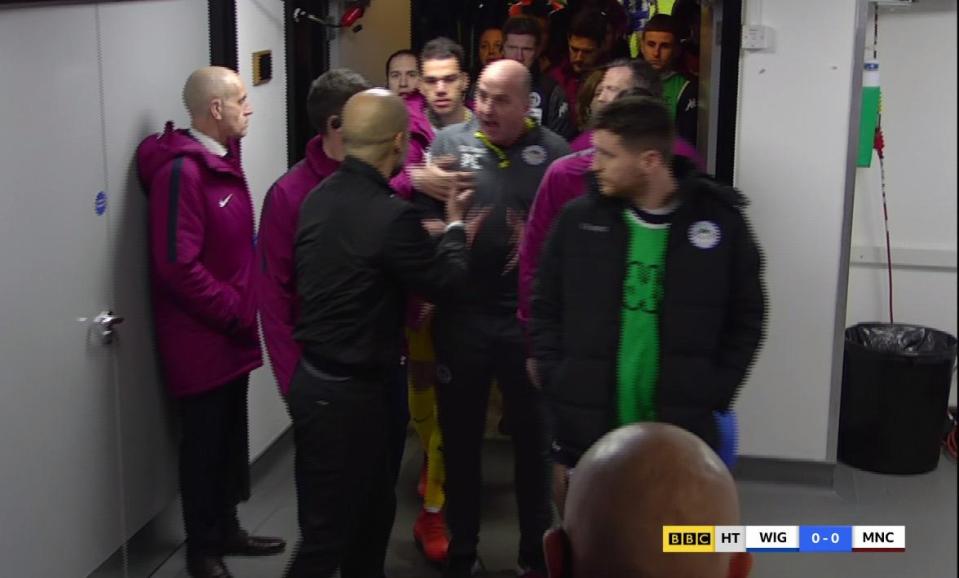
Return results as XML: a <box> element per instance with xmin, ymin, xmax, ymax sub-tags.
<box><xmin>673</xmin><ymin>156</ymin><xmax>748</xmax><ymax>208</ymax></box>
<box><xmin>137</xmin><ymin>122</ymin><xmax>241</xmax><ymax>190</ymax></box>
<box><xmin>407</xmin><ymin>104</ymin><xmax>435</xmax><ymax>151</ymax></box>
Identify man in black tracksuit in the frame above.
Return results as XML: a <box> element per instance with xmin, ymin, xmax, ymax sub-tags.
<box><xmin>423</xmin><ymin>60</ymin><xmax>570</xmax><ymax>578</ymax></box>
<box><xmin>502</xmin><ymin>16</ymin><xmax>575</xmax><ymax>140</ymax></box>
<box><xmin>287</xmin><ymin>90</ymin><xmax>470</xmax><ymax>578</ymax></box>
<box><xmin>531</xmin><ymin>96</ymin><xmax>765</xmax><ymax>478</ymax></box>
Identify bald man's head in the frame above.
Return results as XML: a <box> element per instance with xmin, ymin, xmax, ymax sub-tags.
<box><xmin>341</xmin><ymin>89</ymin><xmax>409</xmax><ymax>177</ymax></box>
<box><xmin>474</xmin><ymin>59</ymin><xmax>533</xmax><ymax>146</ymax></box>
<box><xmin>545</xmin><ymin>424</ymin><xmax>752</xmax><ymax>578</ymax></box>
<box><xmin>182</xmin><ymin>66</ymin><xmax>252</xmax><ymax>142</ymax></box>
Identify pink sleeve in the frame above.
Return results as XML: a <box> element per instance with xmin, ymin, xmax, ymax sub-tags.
<box><xmin>391</xmin><ymin>131</ymin><xmax>428</xmax><ymax>200</ymax></box>
<box><xmin>149</xmin><ymin>158</ymin><xmax>244</xmax><ymax>333</ymax></box>
<box><xmin>257</xmin><ymin>184</ymin><xmax>303</xmax><ymax>394</ymax></box>
<box><xmin>674</xmin><ymin>137</ymin><xmax>706</xmax><ymax>171</ymax></box>
<box><xmin>518</xmin><ymin>164</ymin><xmax>566</xmax><ymax>327</ymax></box>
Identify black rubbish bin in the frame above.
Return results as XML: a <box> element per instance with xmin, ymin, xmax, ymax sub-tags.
<box><xmin>838</xmin><ymin>323</ymin><xmax>957</xmax><ymax>474</ymax></box>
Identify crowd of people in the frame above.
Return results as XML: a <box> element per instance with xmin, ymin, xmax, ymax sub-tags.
<box><xmin>136</xmin><ymin>2</ymin><xmax>764</xmax><ymax>577</ymax></box>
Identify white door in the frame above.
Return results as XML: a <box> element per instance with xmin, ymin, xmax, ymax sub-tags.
<box><xmin>0</xmin><ymin>4</ymin><xmax>128</xmax><ymax>576</ymax></box>
<box><xmin>97</xmin><ymin>0</ymin><xmax>210</xmax><ymax>538</ymax></box>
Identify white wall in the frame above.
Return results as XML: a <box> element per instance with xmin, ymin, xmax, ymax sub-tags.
<box><xmin>328</xmin><ymin>0</ymin><xmax>412</xmax><ymax>86</ymax></box>
<box><xmin>847</xmin><ymin>0</ymin><xmax>958</xmax><ymax>406</ymax></box>
<box><xmin>237</xmin><ymin>0</ymin><xmax>293</xmax><ymax>457</ymax></box>
<box><xmin>733</xmin><ymin>0</ymin><xmax>865</xmax><ymax>461</ymax></box>
<box><xmin>0</xmin><ymin>1</ymin><xmax>207</xmax><ymax>574</ymax></box>
<box><xmin>99</xmin><ymin>0</ymin><xmax>208</xmax><ymax>541</ymax></box>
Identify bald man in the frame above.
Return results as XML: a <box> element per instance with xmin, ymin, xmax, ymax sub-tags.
<box><xmin>420</xmin><ymin>59</ymin><xmax>570</xmax><ymax>578</ymax></box>
<box><xmin>286</xmin><ymin>89</ymin><xmax>472</xmax><ymax>578</ymax></box>
<box><xmin>137</xmin><ymin>66</ymin><xmax>285</xmax><ymax>578</ymax></box>
<box><xmin>544</xmin><ymin>423</ymin><xmax>753</xmax><ymax>578</ymax></box>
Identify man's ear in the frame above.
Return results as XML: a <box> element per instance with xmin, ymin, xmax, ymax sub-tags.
<box><xmin>543</xmin><ymin>527</ymin><xmax>570</xmax><ymax>578</ymax></box>
<box><xmin>210</xmin><ymin>98</ymin><xmax>224</xmax><ymax>121</ymax></box>
<box><xmin>327</xmin><ymin>115</ymin><xmax>342</xmax><ymax>132</ymax></box>
<box><xmin>640</xmin><ymin>149</ymin><xmax>665</xmax><ymax>171</ymax></box>
<box><xmin>728</xmin><ymin>552</ymin><xmax>753</xmax><ymax>578</ymax></box>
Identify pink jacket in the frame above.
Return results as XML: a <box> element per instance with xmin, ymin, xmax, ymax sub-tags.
<box><xmin>258</xmin><ymin>122</ymin><xmax>430</xmax><ymax>394</ymax></box>
<box><xmin>390</xmin><ymin>96</ymin><xmax>436</xmax><ymax>200</ymax></box>
<box><xmin>517</xmin><ymin>139</ymin><xmax>705</xmax><ymax>326</ymax></box>
<box><xmin>137</xmin><ymin>123</ymin><xmax>262</xmax><ymax>397</ymax></box>
<box><xmin>257</xmin><ymin>135</ymin><xmax>339</xmax><ymax>394</ymax></box>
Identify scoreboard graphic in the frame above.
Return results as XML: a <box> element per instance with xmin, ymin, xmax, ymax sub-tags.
<box><xmin>663</xmin><ymin>526</ymin><xmax>905</xmax><ymax>553</ymax></box>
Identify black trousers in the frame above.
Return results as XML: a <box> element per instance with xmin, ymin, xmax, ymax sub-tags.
<box><xmin>285</xmin><ymin>362</ymin><xmax>397</xmax><ymax>578</ymax></box>
<box><xmin>433</xmin><ymin>310</ymin><xmax>552</xmax><ymax>571</ymax></box>
<box><xmin>179</xmin><ymin>374</ymin><xmax>251</xmax><ymax>557</ymax></box>
<box><xmin>387</xmin><ymin>360</ymin><xmax>410</xmax><ymax>486</ymax></box>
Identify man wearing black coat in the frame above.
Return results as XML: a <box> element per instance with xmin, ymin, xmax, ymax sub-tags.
<box><xmin>531</xmin><ymin>96</ymin><xmax>765</xmax><ymax>498</ymax></box>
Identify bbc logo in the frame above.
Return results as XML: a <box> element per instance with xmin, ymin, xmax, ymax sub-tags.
<box><xmin>663</xmin><ymin>526</ymin><xmax>716</xmax><ymax>553</ymax></box>
<box><xmin>669</xmin><ymin>532</ymin><xmax>712</xmax><ymax>546</ymax></box>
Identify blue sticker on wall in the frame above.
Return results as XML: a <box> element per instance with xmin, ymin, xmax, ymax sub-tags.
<box><xmin>95</xmin><ymin>191</ymin><xmax>108</xmax><ymax>216</ymax></box>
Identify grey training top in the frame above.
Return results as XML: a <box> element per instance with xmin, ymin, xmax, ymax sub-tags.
<box><xmin>416</xmin><ymin>118</ymin><xmax>571</xmax><ymax>313</ymax></box>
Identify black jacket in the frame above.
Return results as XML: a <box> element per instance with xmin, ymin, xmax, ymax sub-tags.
<box><xmin>294</xmin><ymin>157</ymin><xmax>468</xmax><ymax>374</ymax></box>
<box><xmin>530</xmin><ymin>69</ymin><xmax>575</xmax><ymax>140</ymax></box>
<box><xmin>530</xmin><ymin>160</ymin><xmax>766</xmax><ymax>463</ymax></box>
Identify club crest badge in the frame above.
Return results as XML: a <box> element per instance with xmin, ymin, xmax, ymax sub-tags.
<box><xmin>522</xmin><ymin>145</ymin><xmax>547</xmax><ymax>166</ymax></box>
<box><xmin>688</xmin><ymin>220</ymin><xmax>721</xmax><ymax>250</ymax></box>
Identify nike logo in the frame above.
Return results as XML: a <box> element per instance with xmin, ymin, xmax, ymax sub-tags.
<box><xmin>218</xmin><ymin>194</ymin><xmax>233</xmax><ymax>208</ymax></box>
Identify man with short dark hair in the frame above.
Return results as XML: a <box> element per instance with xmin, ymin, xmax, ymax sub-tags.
<box><xmin>260</xmin><ymin>70</ymin><xmax>416</xmax><ymax>494</ymax></box>
<box><xmin>503</xmin><ymin>16</ymin><xmax>574</xmax><ymax>139</ymax></box>
<box><xmin>418</xmin><ymin>37</ymin><xmax>472</xmax><ymax>131</ymax></box>
<box><xmin>543</xmin><ymin>423</ymin><xmax>754</xmax><ymax>578</ymax></box>
<box><xmin>508</xmin><ymin>0</ymin><xmax>560</xmax><ymax>73</ymax></box>
<box><xmin>642</xmin><ymin>14</ymin><xmax>699</xmax><ymax>144</ymax></box>
<box><xmin>549</xmin><ymin>9</ymin><xmax>608</xmax><ymax>122</ymax></box>
<box><xmin>519</xmin><ymin>59</ymin><xmax>704</xmax><ymax>336</ymax></box>
<box><xmin>259</xmin><ymin>68</ymin><xmax>372</xmax><ymax>397</ymax></box>
<box><xmin>531</xmin><ymin>96</ymin><xmax>765</xmax><ymax>507</ymax></box>
<box><xmin>386</xmin><ymin>49</ymin><xmax>421</xmax><ymax>99</ymax></box>
<box><xmin>393</xmin><ymin>36</ymin><xmax>477</xmax><ymax>566</ymax></box>
<box><xmin>426</xmin><ymin>59</ymin><xmax>571</xmax><ymax>578</ymax></box>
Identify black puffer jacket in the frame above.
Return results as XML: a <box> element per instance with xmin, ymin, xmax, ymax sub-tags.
<box><xmin>530</xmin><ymin>159</ymin><xmax>766</xmax><ymax>464</ymax></box>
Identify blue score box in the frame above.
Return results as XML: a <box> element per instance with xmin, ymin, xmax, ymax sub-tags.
<box><xmin>799</xmin><ymin>526</ymin><xmax>854</xmax><ymax>552</ymax></box>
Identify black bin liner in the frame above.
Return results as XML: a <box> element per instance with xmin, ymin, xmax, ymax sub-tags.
<box><xmin>839</xmin><ymin>323</ymin><xmax>957</xmax><ymax>474</ymax></box>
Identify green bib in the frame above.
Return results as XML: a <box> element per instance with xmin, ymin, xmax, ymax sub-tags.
<box><xmin>661</xmin><ymin>72</ymin><xmax>690</xmax><ymax>122</ymax></box>
<box><xmin>617</xmin><ymin>208</ymin><xmax>670</xmax><ymax>425</ymax></box>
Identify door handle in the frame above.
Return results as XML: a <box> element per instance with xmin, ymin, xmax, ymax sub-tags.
<box><xmin>94</xmin><ymin>310</ymin><xmax>125</xmax><ymax>344</ymax></box>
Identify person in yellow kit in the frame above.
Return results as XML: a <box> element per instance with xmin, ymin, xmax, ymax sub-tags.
<box><xmin>403</xmin><ymin>37</ymin><xmax>477</xmax><ymax>566</ymax></box>
<box><xmin>407</xmin><ymin>303</ymin><xmax>450</xmax><ymax>564</ymax></box>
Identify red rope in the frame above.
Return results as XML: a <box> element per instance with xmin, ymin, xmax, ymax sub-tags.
<box><xmin>874</xmin><ymin>126</ymin><xmax>894</xmax><ymax>323</ymax></box>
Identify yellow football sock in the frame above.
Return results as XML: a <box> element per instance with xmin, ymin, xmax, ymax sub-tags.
<box><xmin>408</xmin><ymin>371</ymin><xmax>437</xmax><ymax>454</ymax></box>
<box><xmin>424</xmin><ymin>421</ymin><xmax>446</xmax><ymax>512</ymax></box>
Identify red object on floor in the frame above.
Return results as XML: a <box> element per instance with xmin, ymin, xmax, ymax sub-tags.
<box><xmin>413</xmin><ymin>509</ymin><xmax>450</xmax><ymax>564</ymax></box>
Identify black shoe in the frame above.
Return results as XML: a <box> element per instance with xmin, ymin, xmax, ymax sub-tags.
<box><xmin>442</xmin><ymin>555</ymin><xmax>482</xmax><ymax>578</ymax></box>
<box><xmin>221</xmin><ymin>531</ymin><xmax>287</xmax><ymax>556</ymax></box>
<box><xmin>186</xmin><ymin>555</ymin><xmax>233</xmax><ymax>578</ymax></box>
